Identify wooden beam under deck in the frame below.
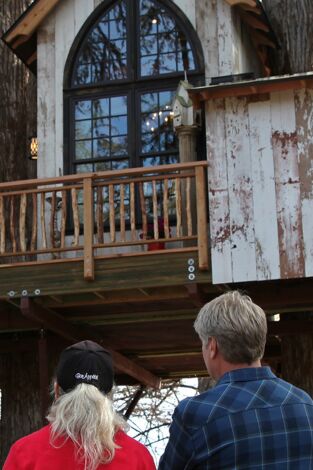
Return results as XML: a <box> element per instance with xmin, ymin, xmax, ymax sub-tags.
<box><xmin>20</xmin><ymin>297</ymin><xmax>161</xmax><ymax>389</ymax></box>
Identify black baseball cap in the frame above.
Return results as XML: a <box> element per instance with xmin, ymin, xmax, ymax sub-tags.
<box><xmin>56</xmin><ymin>340</ymin><xmax>114</xmax><ymax>394</ymax></box>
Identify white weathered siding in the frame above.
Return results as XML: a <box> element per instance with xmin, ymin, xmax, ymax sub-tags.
<box><xmin>208</xmin><ymin>88</ymin><xmax>313</xmax><ymax>284</ymax></box>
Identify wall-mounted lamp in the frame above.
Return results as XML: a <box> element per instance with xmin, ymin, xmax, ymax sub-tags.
<box><xmin>28</xmin><ymin>136</ymin><xmax>38</xmax><ymax>160</ymax></box>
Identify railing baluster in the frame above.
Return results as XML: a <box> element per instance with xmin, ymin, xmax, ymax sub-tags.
<box><xmin>19</xmin><ymin>193</ymin><xmax>27</xmax><ymax>252</ymax></box>
<box><xmin>195</xmin><ymin>166</ymin><xmax>209</xmax><ymax>270</ymax></box>
<box><xmin>10</xmin><ymin>196</ymin><xmax>17</xmax><ymax>253</ymax></box>
<box><xmin>60</xmin><ymin>190</ymin><xmax>67</xmax><ymax>249</ymax></box>
<box><xmin>40</xmin><ymin>192</ymin><xmax>47</xmax><ymax>250</ymax></box>
<box><xmin>186</xmin><ymin>177</ymin><xmax>192</xmax><ymax>236</ymax></box>
<box><xmin>109</xmin><ymin>184</ymin><xmax>115</xmax><ymax>243</ymax></box>
<box><xmin>152</xmin><ymin>180</ymin><xmax>158</xmax><ymax>240</ymax></box>
<box><xmin>83</xmin><ymin>177</ymin><xmax>94</xmax><ymax>281</ymax></box>
<box><xmin>130</xmin><ymin>182</ymin><xmax>136</xmax><ymax>241</ymax></box>
<box><xmin>163</xmin><ymin>179</ymin><xmax>169</xmax><ymax>239</ymax></box>
<box><xmin>71</xmin><ymin>188</ymin><xmax>80</xmax><ymax>246</ymax></box>
<box><xmin>50</xmin><ymin>191</ymin><xmax>56</xmax><ymax>248</ymax></box>
<box><xmin>31</xmin><ymin>193</ymin><xmax>37</xmax><ymax>252</ymax></box>
<box><xmin>96</xmin><ymin>187</ymin><xmax>104</xmax><ymax>244</ymax></box>
<box><xmin>175</xmin><ymin>178</ymin><xmax>182</xmax><ymax>237</ymax></box>
<box><xmin>139</xmin><ymin>182</ymin><xmax>147</xmax><ymax>238</ymax></box>
<box><xmin>0</xmin><ymin>196</ymin><xmax>5</xmax><ymax>254</ymax></box>
<box><xmin>120</xmin><ymin>184</ymin><xmax>126</xmax><ymax>242</ymax></box>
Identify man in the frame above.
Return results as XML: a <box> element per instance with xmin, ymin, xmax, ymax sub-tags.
<box><xmin>159</xmin><ymin>291</ymin><xmax>313</xmax><ymax>469</ymax></box>
<box><xmin>4</xmin><ymin>340</ymin><xmax>156</xmax><ymax>470</ymax></box>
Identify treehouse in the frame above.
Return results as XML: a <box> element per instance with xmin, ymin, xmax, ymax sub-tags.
<box><xmin>2</xmin><ymin>0</ymin><xmax>313</xmax><ymax>457</ymax></box>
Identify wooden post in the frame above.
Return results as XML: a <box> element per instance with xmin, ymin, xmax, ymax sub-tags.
<box><xmin>38</xmin><ymin>330</ymin><xmax>49</xmax><ymax>424</ymax></box>
<box><xmin>195</xmin><ymin>166</ymin><xmax>209</xmax><ymax>270</ymax></box>
<box><xmin>83</xmin><ymin>178</ymin><xmax>94</xmax><ymax>281</ymax></box>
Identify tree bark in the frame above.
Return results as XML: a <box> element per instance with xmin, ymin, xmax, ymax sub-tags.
<box><xmin>0</xmin><ymin>350</ymin><xmax>42</xmax><ymax>467</ymax></box>
<box><xmin>0</xmin><ymin>1</ymin><xmax>38</xmax><ymax>464</ymax></box>
<box><xmin>263</xmin><ymin>0</ymin><xmax>313</xmax><ymax>74</ymax></box>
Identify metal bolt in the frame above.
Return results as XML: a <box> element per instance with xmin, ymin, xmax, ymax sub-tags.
<box><xmin>188</xmin><ymin>258</ymin><xmax>195</xmax><ymax>266</ymax></box>
<box><xmin>21</xmin><ymin>290</ymin><xmax>28</xmax><ymax>297</ymax></box>
<box><xmin>188</xmin><ymin>266</ymin><xmax>195</xmax><ymax>273</ymax></box>
<box><xmin>34</xmin><ymin>289</ymin><xmax>41</xmax><ymax>296</ymax></box>
<box><xmin>188</xmin><ymin>273</ymin><xmax>195</xmax><ymax>281</ymax></box>
<box><xmin>8</xmin><ymin>291</ymin><xmax>15</xmax><ymax>298</ymax></box>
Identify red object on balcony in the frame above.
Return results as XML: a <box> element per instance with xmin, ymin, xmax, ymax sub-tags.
<box><xmin>148</xmin><ymin>241</ymin><xmax>165</xmax><ymax>251</ymax></box>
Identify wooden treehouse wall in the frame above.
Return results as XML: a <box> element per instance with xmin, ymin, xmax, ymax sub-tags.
<box><xmin>37</xmin><ymin>0</ymin><xmax>261</xmax><ymax>179</ymax></box>
<box><xmin>207</xmin><ymin>88</ymin><xmax>313</xmax><ymax>284</ymax></box>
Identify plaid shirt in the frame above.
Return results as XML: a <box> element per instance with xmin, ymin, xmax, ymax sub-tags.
<box><xmin>158</xmin><ymin>367</ymin><xmax>313</xmax><ymax>469</ymax></box>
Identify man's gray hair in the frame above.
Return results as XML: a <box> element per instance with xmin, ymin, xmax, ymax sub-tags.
<box><xmin>194</xmin><ymin>291</ymin><xmax>267</xmax><ymax>364</ymax></box>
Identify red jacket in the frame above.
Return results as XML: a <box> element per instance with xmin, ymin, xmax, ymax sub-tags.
<box><xmin>3</xmin><ymin>425</ymin><xmax>156</xmax><ymax>469</ymax></box>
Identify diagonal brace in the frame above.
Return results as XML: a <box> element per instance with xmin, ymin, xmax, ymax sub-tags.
<box><xmin>20</xmin><ymin>297</ymin><xmax>161</xmax><ymax>389</ymax></box>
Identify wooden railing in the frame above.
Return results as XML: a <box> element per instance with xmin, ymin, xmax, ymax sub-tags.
<box><xmin>0</xmin><ymin>162</ymin><xmax>209</xmax><ymax>279</ymax></box>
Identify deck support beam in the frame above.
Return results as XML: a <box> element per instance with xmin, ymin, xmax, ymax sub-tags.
<box><xmin>20</xmin><ymin>297</ymin><xmax>161</xmax><ymax>389</ymax></box>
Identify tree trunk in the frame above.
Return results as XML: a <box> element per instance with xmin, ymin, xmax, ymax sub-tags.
<box><xmin>262</xmin><ymin>0</ymin><xmax>313</xmax><ymax>75</ymax></box>
<box><xmin>0</xmin><ymin>350</ymin><xmax>42</xmax><ymax>467</ymax></box>
<box><xmin>0</xmin><ymin>0</ymin><xmax>38</xmax><ymax>464</ymax></box>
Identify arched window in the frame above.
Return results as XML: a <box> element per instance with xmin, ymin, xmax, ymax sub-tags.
<box><xmin>64</xmin><ymin>0</ymin><xmax>204</xmax><ymax>176</ymax></box>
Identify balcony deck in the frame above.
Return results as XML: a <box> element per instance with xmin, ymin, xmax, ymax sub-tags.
<box><xmin>0</xmin><ymin>162</ymin><xmax>215</xmax><ymax>386</ymax></box>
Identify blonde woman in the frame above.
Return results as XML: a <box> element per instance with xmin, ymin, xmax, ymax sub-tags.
<box><xmin>4</xmin><ymin>340</ymin><xmax>156</xmax><ymax>470</ymax></box>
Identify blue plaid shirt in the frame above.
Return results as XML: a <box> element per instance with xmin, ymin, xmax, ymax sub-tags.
<box><xmin>158</xmin><ymin>367</ymin><xmax>313</xmax><ymax>469</ymax></box>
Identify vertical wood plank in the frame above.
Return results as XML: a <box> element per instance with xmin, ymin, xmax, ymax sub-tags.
<box><xmin>163</xmin><ymin>179</ymin><xmax>170</xmax><ymax>239</ymax></box>
<box><xmin>37</xmin><ymin>16</ymin><xmax>56</xmax><ymax>178</ymax></box>
<box><xmin>10</xmin><ymin>197</ymin><xmax>16</xmax><ymax>254</ymax></box>
<box><xmin>71</xmin><ymin>188</ymin><xmax>80</xmax><ymax>246</ymax></box>
<box><xmin>186</xmin><ymin>177</ymin><xmax>192</xmax><ymax>236</ymax></box>
<box><xmin>0</xmin><ymin>196</ymin><xmax>5</xmax><ymax>254</ymax></box>
<box><xmin>271</xmin><ymin>90</ymin><xmax>304</xmax><ymax>278</ymax></box>
<box><xmin>152</xmin><ymin>180</ymin><xmax>159</xmax><ymax>239</ymax></box>
<box><xmin>19</xmin><ymin>193</ymin><xmax>27</xmax><ymax>252</ymax></box>
<box><xmin>96</xmin><ymin>187</ymin><xmax>104</xmax><ymax>244</ymax></box>
<box><xmin>139</xmin><ymin>183</ymin><xmax>147</xmax><ymax>239</ymax></box>
<box><xmin>175</xmin><ymin>178</ymin><xmax>182</xmax><ymax>237</ymax></box>
<box><xmin>225</xmin><ymin>96</ymin><xmax>256</xmax><ymax>282</ymax></box>
<box><xmin>55</xmin><ymin>0</ymin><xmax>75</xmax><ymax>175</ymax></box>
<box><xmin>40</xmin><ymin>193</ymin><xmax>47</xmax><ymax>250</ymax></box>
<box><xmin>109</xmin><ymin>184</ymin><xmax>115</xmax><ymax>243</ymax></box>
<box><xmin>74</xmin><ymin>0</ymin><xmax>94</xmax><ymax>34</ymax></box>
<box><xmin>196</xmin><ymin>166</ymin><xmax>209</xmax><ymax>270</ymax></box>
<box><xmin>248</xmin><ymin>98</ymin><xmax>280</xmax><ymax>280</ymax></box>
<box><xmin>217</xmin><ymin>1</ymin><xmax>233</xmax><ymax>75</ymax></box>
<box><xmin>31</xmin><ymin>193</ymin><xmax>37</xmax><ymax>252</ymax></box>
<box><xmin>60</xmin><ymin>190</ymin><xmax>67</xmax><ymax>248</ymax></box>
<box><xmin>207</xmin><ymin>99</ymin><xmax>232</xmax><ymax>283</ymax></box>
<box><xmin>130</xmin><ymin>182</ymin><xmax>136</xmax><ymax>241</ymax></box>
<box><xmin>83</xmin><ymin>177</ymin><xmax>94</xmax><ymax>281</ymax></box>
<box><xmin>195</xmin><ymin>0</ymin><xmax>219</xmax><ymax>79</ymax></box>
<box><xmin>49</xmin><ymin>192</ymin><xmax>56</xmax><ymax>248</ymax></box>
<box><xmin>295</xmin><ymin>88</ymin><xmax>313</xmax><ymax>277</ymax></box>
<box><xmin>120</xmin><ymin>184</ymin><xmax>126</xmax><ymax>242</ymax></box>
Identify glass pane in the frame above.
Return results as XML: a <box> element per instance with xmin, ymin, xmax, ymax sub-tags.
<box><xmin>75</xmin><ymin>121</ymin><xmax>92</xmax><ymax>139</ymax></box>
<box><xmin>93</xmin><ymin>99</ymin><xmax>109</xmax><ymax>118</ymax></box>
<box><xmin>139</xmin><ymin>0</ymin><xmax>196</xmax><ymax>77</ymax></box>
<box><xmin>94</xmin><ymin>139</ymin><xmax>110</xmax><ymax>158</ymax></box>
<box><xmin>93</xmin><ymin>118</ymin><xmax>110</xmax><ymax>138</ymax></box>
<box><xmin>75</xmin><ymin>140</ymin><xmax>92</xmax><ymax>160</ymax></box>
<box><xmin>75</xmin><ymin>163</ymin><xmax>93</xmax><ymax>173</ymax></box>
<box><xmin>111</xmin><ymin>116</ymin><xmax>127</xmax><ymax>135</ymax></box>
<box><xmin>111</xmin><ymin>159</ymin><xmax>129</xmax><ymax>170</ymax></box>
<box><xmin>111</xmin><ymin>96</ymin><xmax>127</xmax><ymax>116</ymax></box>
<box><xmin>111</xmin><ymin>136</ymin><xmax>128</xmax><ymax>155</ymax></box>
<box><xmin>140</xmin><ymin>90</ymin><xmax>177</xmax><ymax>155</ymax></box>
<box><xmin>73</xmin><ymin>0</ymin><xmax>127</xmax><ymax>85</ymax></box>
<box><xmin>95</xmin><ymin>161</ymin><xmax>111</xmax><ymax>171</ymax></box>
<box><xmin>75</xmin><ymin>101</ymin><xmax>91</xmax><ymax>120</ymax></box>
